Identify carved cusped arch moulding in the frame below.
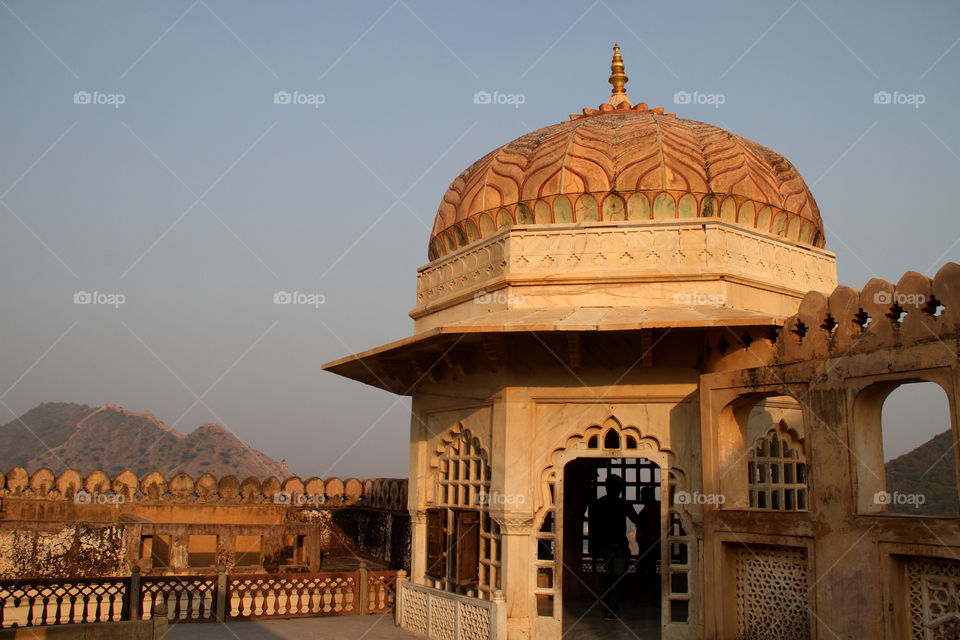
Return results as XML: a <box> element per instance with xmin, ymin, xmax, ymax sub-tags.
<box><xmin>536</xmin><ymin>415</ymin><xmax>683</xmax><ymax>513</ymax></box>
<box><xmin>428</xmin><ymin>422</ymin><xmax>490</xmax><ymax>471</ymax></box>
<box><xmin>749</xmin><ymin>419</ymin><xmax>806</xmax><ymax>458</ymax></box>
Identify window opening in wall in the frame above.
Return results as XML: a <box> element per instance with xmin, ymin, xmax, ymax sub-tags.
<box><xmin>881</xmin><ymin>382</ymin><xmax>958</xmax><ymax>516</ymax></box>
<box><xmin>235</xmin><ymin>535</ymin><xmax>261</xmax><ymax>567</ymax></box>
<box><xmin>187</xmin><ymin>534</ymin><xmax>217</xmax><ymax>568</ymax></box>
<box><xmin>749</xmin><ymin>423</ymin><xmax>808</xmax><ymax>511</ymax></box>
<box><xmin>141</xmin><ymin>534</ymin><xmax>171</xmax><ymax>569</ymax></box>
<box><xmin>427</xmin><ymin>429</ymin><xmax>501</xmax><ymax>600</ymax></box>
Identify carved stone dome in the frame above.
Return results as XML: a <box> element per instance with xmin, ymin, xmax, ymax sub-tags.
<box><xmin>428</xmin><ymin>49</ymin><xmax>823</xmax><ymax>261</ymax></box>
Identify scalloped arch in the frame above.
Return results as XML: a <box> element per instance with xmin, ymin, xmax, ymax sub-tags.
<box><xmin>536</xmin><ymin>415</ymin><xmax>679</xmax><ymax>512</ymax></box>
<box><xmin>749</xmin><ymin>418</ymin><xmax>806</xmax><ymax>457</ymax></box>
<box><xmin>429</xmin><ymin>422</ymin><xmax>490</xmax><ymax>470</ymax></box>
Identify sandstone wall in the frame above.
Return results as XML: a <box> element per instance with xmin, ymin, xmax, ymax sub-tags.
<box><xmin>0</xmin><ymin>468</ymin><xmax>409</xmax><ymax>578</ymax></box>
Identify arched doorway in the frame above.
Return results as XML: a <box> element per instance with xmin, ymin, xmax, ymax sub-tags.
<box><xmin>561</xmin><ymin>456</ymin><xmax>662</xmax><ymax>637</ymax></box>
<box><xmin>532</xmin><ymin>418</ymin><xmax>694</xmax><ymax>638</ymax></box>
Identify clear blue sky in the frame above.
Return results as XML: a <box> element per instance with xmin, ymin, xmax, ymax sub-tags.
<box><xmin>1</xmin><ymin>1</ymin><xmax>957</xmax><ymax>477</ymax></box>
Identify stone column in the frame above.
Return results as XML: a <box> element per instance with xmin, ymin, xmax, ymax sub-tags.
<box><xmin>492</xmin><ymin>513</ymin><xmax>535</xmax><ymax>640</ymax></box>
<box><xmin>409</xmin><ymin>511</ymin><xmax>427</xmax><ymax>583</ymax></box>
<box><xmin>408</xmin><ymin>398</ymin><xmax>428</xmax><ymax>584</ymax></box>
<box><xmin>215</xmin><ymin>564</ymin><xmax>227</xmax><ymax>621</ymax></box>
<box><xmin>170</xmin><ymin>534</ymin><xmax>188</xmax><ymax>571</ymax></box>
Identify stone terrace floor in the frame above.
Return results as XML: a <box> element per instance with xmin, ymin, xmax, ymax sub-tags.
<box><xmin>166</xmin><ymin>614</ymin><xmax>425</xmax><ymax>640</ymax></box>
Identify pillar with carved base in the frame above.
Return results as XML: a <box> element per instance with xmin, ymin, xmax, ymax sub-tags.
<box><xmin>492</xmin><ymin>511</ymin><xmax>535</xmax><ymax>640</ymax></box>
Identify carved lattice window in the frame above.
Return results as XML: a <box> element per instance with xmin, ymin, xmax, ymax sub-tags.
<box><xmin>735</xmin><ymin>544</ymin><xmax>811</xmax><ymax>640</ymax></box>
<box><xmin>906</xmin><ymin>557</ymin><xmax>960</xmax><ymax>640</ymax></box>
<box><xmin>749</xmin><ymin>426</ymin><xmax>808</xmax><ymax>511</ymax></box>
<box><xmin>429</xmin><ymin>430</ymin><xmax>501</xmax><ymax>600</ymax></box>
<box><xmin>534</xmin><ymin>482</ymin><xmax>557</xmax><ymax>618</ymax></box>
<box><xmin>667</xmin><ymin>476</ymin><xmax>692</xmax><ymax>624</ymax></box>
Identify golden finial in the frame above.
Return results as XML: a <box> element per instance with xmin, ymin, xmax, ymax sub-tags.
<box><xmin>570</xmin><ymin>44</ymin><xmax>679</xmax><ymax>119</ymax></box>
<box><xmin>609</xmin><ymin>44</ymin><xmax>628</xmax><ymax>96</ymax></box>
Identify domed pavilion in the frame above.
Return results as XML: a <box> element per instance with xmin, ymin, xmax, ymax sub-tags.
<box><xmin>325</xmin><ymin>47</ymin><xmax>960</xmax><ymax>640</ymax></box>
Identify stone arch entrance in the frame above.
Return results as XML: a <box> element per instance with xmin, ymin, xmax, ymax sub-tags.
<box><xmin>562</xmin><ymin>456</ymin><xmax>663</xmax><ymax>636</ymax></box>
<box><xmin>532</xmin><ymin>417</ymin><xmax>694</xmax><ymax>639</ymax></box>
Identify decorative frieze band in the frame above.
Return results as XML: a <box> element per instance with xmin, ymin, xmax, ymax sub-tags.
<box><xmin>414</xmin><ymin>221</ymin><xmax>836</xmax><ymax>315</ymax></box>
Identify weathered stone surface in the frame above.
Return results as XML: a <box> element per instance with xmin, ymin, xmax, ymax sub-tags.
<box><xmin>0</xmin><ymin>469</ymin><xmax>409</xmax><ymax>578</ymax></box>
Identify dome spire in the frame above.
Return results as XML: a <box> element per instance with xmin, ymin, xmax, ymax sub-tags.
<box><xmin>607</xmin><ymin>45</ymin><xmax>632</xmax><ymax>108</ymax></box>
<box><xmin>609</xmin><ymin>44</ymin><xmax>628</xmax><ymax>95</ymax></box>
<box><xmin>570</xmin><ymin>45</ymin><xmax>677</xmax><ymax>120</ymax></box>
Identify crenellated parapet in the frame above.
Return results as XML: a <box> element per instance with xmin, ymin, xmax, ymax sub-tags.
<box><xmin>704</xmin><ymin>262</ymin><xmax>960</xmax><ymax>369</ymax></box>
<box><xmin>772</xmin><ymin>262</ymin><xmax>960</xmax><ymax>364</ymax></box>
<box><xmin>0</xmin><ymin>467</ymin><xmax>408</xmax><ymax>512</ymax></box>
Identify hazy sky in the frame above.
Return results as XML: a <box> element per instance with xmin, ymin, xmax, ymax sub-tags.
<box><xmin>1</xmin><ymin>1</ymin><xmax>957</xmax><ymax>478</ymax></box>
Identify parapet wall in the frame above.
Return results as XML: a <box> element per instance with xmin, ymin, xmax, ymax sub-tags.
<box><xmin>774</xmin><ymin>262</ymin><xmax>960</xmax><ymax>363</ymax></box>
<box><xmin>0</xmin><ymin>467</ymin><xmax>407</xmax><ymax>513</ymax></box>
<box><xmin>706</xmin><ymin>262</ymin><xmax>960</xmax><ymax>370</ymax></box>
<box><xmin>0</xmin><ymin>468</ymin><xmax>410</xmax><ymax>579</ymax></box>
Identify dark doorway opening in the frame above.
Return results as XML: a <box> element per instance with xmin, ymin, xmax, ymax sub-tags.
<box><xmin>562</xmin><ymin>457</ymin><xmax>662</xmax><ymax>638</ymax></box>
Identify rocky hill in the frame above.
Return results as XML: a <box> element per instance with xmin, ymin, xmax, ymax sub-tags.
<box><xmin>885</xmin><ymin>429</ymin><xmax>959</xmax><ymax>516</ymax></box>
<box><xmin>0</xmin><ymin>402</ymin><xmax>290</xmax><ymax>479</ymax></box>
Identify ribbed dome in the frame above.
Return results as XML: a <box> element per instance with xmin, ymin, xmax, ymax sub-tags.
<box><xmin>429</xmin><ymin>107</ymin><xmax>823</xmax><ymax>261</ymax></box>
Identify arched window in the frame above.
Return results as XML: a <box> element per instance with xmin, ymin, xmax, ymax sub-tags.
<box><xmin>748</xmin><ymin>424</ymin><xmax>808</xmax><ymax>511</ymax></box>
<box><xmin>428</xmin><ymin>430</ymin><xmax>501</xmax><ymax>599</ymax></box>
<box><xmin>881</xmin><ymin>381</ymin><xmax>957</xmax><ymax>516</ymax></box>
<box><xmin>852</xmin><ymin>378</ymin><xmax>958</xmax><ymax>516</ymax></box>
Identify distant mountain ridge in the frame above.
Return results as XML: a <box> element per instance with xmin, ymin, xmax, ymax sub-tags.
<box><xmin>885</xmin><ymin>429</ymin><xmax>959</xmax><ymax>516</ymax></box>
<box><xmin>0</xmin><ymin>402</ymin><xmax>290</xmax><ymax>480</ymax></box>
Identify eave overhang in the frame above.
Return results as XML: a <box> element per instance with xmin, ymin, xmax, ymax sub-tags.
<box><xmin>322</xmin><ymin>306</ymin><xmax>784</xmax><ymax>395</ymax></box>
